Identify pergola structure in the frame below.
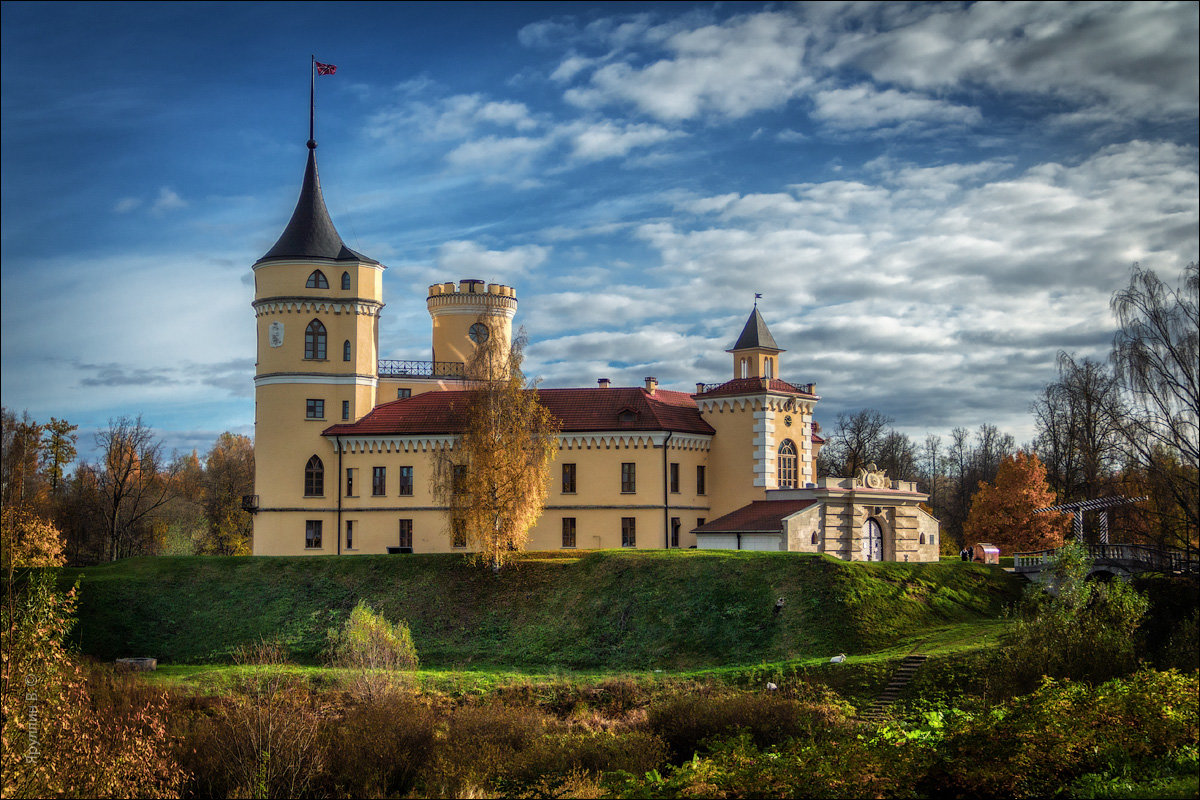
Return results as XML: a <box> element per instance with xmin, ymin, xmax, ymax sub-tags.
<box><xmin>1033</xmin><ymin>495</ymin><xmax>1148</xmax><ymax>543</ymax></box>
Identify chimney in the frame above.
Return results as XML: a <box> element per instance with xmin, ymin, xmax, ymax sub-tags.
<box><xmin>696</xmin><ymin>382</ymin><xmax>706</xmax><ymax>395</ymax></box>
<box><xmin>644</xmin><ymin>376</ymin><xmax>658</xmax><ymax>394</ymax></box>
<box><xmin>597</xmin><ymin>378</ymin><xmax>611</xmax><ymax>389</ymax></box>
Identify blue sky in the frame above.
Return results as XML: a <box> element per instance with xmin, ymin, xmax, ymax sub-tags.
<box><xmin>2</xmin><ymin>1</ymin><xmax>1197</xmax><ymax>464</ymax></box>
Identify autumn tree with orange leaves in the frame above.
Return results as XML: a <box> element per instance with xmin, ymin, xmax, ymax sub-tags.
<box><xmin>433</xmin><ymin>324</ymin><xmax>559</xmax><ymax>572</ymax></box>
<box><xmin>964</xmin><ymin>451</ymin><xmax>1071</xmax><ymax>554</ymax></box>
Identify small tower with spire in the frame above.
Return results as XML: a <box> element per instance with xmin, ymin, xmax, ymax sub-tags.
<box><xmin>728</xmin><ymin>302</ymin><xmax>783</xmax><ymax>381</ymax></box>
<box><xmin>250</xmin><ymin>128</ymin><xmax>385</xmax><ymax>554</ymax></box>
<box><xmin>694</xmin><ymin>303</ymin><xmax>819</xmax><ymax>517</ymax></box>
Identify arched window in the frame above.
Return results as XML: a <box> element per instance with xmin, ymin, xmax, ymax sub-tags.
<box><xmin>304</xmin><ymin>455</ymin><xmax>324</xmax><ymax>496</ymax></box>
<box><xmin>765</xmin><ymin>358</ymin><xmax>774</xmax><ymax>379</ymax></box>
<box><xmin>810</xmin><ymin>530</ymin><xmax>819</xmax><ymax>545</ymax></box>
<box><xmin>341</xmin><ymin>271</ymin><xmax>351</xmax><ymax>290</ymax></box>
<box><xmin>305</xmin><ymin>319</ymin><xmax>326</xmax><ymax>360</ymax></box>
<box><xmin>740</xmin><ymin>358</ymin><xmax>748</xmax><ymax>379</ymax></box>
<box><xmin>343</xmin><ymin>340</ymin><xmax>351</xmax><ymax>362</ymax></box>
<box><xmin>777</xmin><ymin>439</ymin><xmax>797</xmax><ymax>488</ymax></box>
<box><xmin>306</xmin><ymin>270</ymin><xmax>329</xmax><ymax>289</ymax></box>
<box><xmin>919</xmin><ymin>532</ymin><xmax>926</xmax><ymax>545</ymax></box>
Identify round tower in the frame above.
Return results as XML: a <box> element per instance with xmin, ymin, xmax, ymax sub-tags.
<box><xmin>426</xmin><ymin>279</ymin><xmax>518</xmax><ymax>368</ymax></box>
<box><xmin>251</xmin><ymin>139</ymin><xmax>384</xmax><ymax>555</ymax></box>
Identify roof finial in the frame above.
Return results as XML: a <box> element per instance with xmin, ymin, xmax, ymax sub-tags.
<box><xmin>754</xmin><ymin>292</ymin><xmax>763</xmax><ymax>308</ymax></box>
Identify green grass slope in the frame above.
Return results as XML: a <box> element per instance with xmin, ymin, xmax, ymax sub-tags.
<box><xmin>59</xmin><ymin>550</ymin><xmax>1022</xmax><ymax>669</ymax></box>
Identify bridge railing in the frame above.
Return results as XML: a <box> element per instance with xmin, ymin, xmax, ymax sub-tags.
<box><xmin>1013</xmin><ymin>543</ymin><xmax>1198</xmax><ymax>575</ymax></box>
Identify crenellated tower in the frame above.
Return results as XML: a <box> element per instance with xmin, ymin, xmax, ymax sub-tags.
<box><xmin>250</xmin><ymin>138</ymin><xmax>384</xmax><ymax>554</ymax></box>
<box><xmin>427</xmin><ymin>279</ymin><xmax>517</xmax><ymax>368</ymax></box>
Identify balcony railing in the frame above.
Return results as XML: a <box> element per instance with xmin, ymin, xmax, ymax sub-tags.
<box><xmin>377</xmin><ymin>359</ymin><xmax>466</xmax><ymax>378</ymax></box>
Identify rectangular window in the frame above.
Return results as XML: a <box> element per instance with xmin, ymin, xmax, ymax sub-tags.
<box><xmin>670</xmin><ymin>462</ymin><xmax>680</xmax><ymax>494</ymax></box>
<box><xmin>562</xmin><ymin>517</ymin><xmax>577</xmax><ymax>548</ymax></box>
<box><xmin>697</xmin><ymin>466</ymin><xmax>706</xmax><ymax>496</ymax></box>
<box><xmin>671</xmin><ymin>517</ymin><xmax>681</xmax><ymax>548</ymax></box>
<box><xmin>345</xmin><ymin>520</ymin><xmax>353</xmax><ymax>549</ymax></box>
<box><xmin>621</xmin><ymin>463</ymin><xmax>636</xmax><ymax>494</ymax></box>
<box><xmin>345</xmin><ymin>468</ymin><xmax>355</xmax><ymax>497</ymax></box>
<box><xmin>621</xmin><ymin>517</ymin><xmax>636</xmax><ymax>548</ymax></box>
<box><xmin>452</xmin><ymin>464</ymin><xmax>468</xmax><ymax>495</ymax></box>
<box><xmin>697</xmin><ymin>517</ymin><xmax>706</xmax><ymax>529</ymax></box>
<box><xmin>452</xmin><ymin>516</ymin><xmax>467</xmax><ymax>548</ymax></box>
<box><xmin>305</xmin><ymin>520</ymin><xmax>322</xmax><ymax>549</ymax></box>
<box><xmin>397</xmin><ymin>388</ymin><xmax>412</xmax><ymax>400</ymax></box>
<box><xmin>342</xmin><ymin>400</ymin><xmax>350</xmax><ymax>420</ymax></box>
<box><xmin>305</xmin><ymin>398</ymin><xmax>324</xmax><ymax>419</ymax></box>
<box><xmin>398</xmin><ymin>466</ymin><xmax>413</xmax><ymax>496</ymax></box>
<box><xmin>562</xmin><ymin>463</ymin><xmax>576</xmax><ymax>494</ymax></box>
<box><xmin>372</xmin><ymin>466</ymin><xmax>386</xmax><ymax>496</ymax></box>
<box><xmin>398</xmin><ymin>519</ymin><xmax>413</xmax><ymax>549</ymax></box>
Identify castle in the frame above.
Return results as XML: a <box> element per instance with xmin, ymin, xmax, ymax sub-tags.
<box><xmin>248</xmin><ymin>138</ymin><xmax>939</xmax><ymax>561</ymax></box>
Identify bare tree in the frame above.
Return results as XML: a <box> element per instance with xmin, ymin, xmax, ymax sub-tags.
<box><xmin>432</xmin><ymin>326</ymin><xmax>559</xmax><ymax>572</ymax></box>
<box><xmin>816</xmin><ymin>408</ymin><xmax>893</xmax><ymax>478</ymax></box>
<box><xmin>1033</xmin><ymin>353</ymin><xmax>1125</xmax><ymax>502</ymax></box>
<box><xmin>1109</xmin><ymin>262</ymin><xmax>1199</xmax><ymax>545</ymax></box>
<box><xmin>89</xmin><ymin>416</ymin><xmax>178</xmax><ymax>561</ymax></box>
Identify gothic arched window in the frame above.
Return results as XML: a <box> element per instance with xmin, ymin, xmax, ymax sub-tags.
<box><xmin>305</xmin><ymin>319</ymin><xmax>326</xmax><ymax>360</ymax></box>
<box><xmin>343</xmin><ymin>340</ymin><xmax>351</xmax><ymax>362</ymax></box>
<box><xmin>304</xmin><ymin>455</ymin><xmax>324</xmax><ymax>496</ymax></box>
<box><xmin>341</xmin><ymin>271</ymin><xmax>351</xmax><ymax>290</ymax></box>
<box><xmin>765</xmin><ymin>358</ymin><xmax>774</xmax><ymax>379</ymax></box>
<box><xmin>306</xmin><ymin>270</ymin><xmax>329</xmax><ymax>289</ymax></box>
<box><xmin>740</xmin><ymin>358</ymin><xmax>748</xmax><ymax>379</ymax></box>
<box><xmin>777</xmin><ymin>439</ymin><xmax>797</xmax><ymax>489</ymax></box>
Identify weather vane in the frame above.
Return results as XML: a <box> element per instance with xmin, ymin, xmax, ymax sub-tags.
<box><xmin>754</xmin><ymin>292</ymin><xmax>763</xmax><ymax>307</ymax></box>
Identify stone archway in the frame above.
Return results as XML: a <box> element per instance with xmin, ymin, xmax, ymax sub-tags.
<box><xmin>862</xmin><ymin>518</ymin><xmax>883</xmax><ymax>561</ymax></box>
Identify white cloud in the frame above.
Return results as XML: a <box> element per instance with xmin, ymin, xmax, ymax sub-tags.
<box><xmin>113</xmin><ymin>197</ymin><xmax>141</xmax><ymax>213</ymax></box>
<box><xmin>444</xmin><ymin>135</ymin><xmax>549</xmax><ymax>172</ymax></box>
<box><xmin>151</xmin><ymin>187</ymin><xmax>186</xmax><ymax>213</ymax></box>
<box><xmin>564</xmin><ymin>11</ymin><xmax>812</xmax><ymax>121</ymax></box>
<box><xmin>816</xmin><ymin>1</ymin><xmax>1199</xmax><ymax>123</ymax></box>
<box><xmin>367</xmin><ymin>92</ymin><xmax>538</xmax><ymax>143</ymax></box>
<box><xmin>561</xmin><ymin>119</ymin><xmax>684</xmax><ymax>161</ymax></box>
<box><xmin>435</xmin><ymin>240</ymin><xmax>549</xmax><ymax>282</ymax></box>
<box><xmin>810</xmin><ymin>84</ymin><xmax>981</xmax><ymax>132</ymax></box>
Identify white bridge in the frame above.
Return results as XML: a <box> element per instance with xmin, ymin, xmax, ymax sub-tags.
<box><xmin>1014</xmin><ymin>543</ymin><xmax>1199</xmax><ymax>582</ymax></box>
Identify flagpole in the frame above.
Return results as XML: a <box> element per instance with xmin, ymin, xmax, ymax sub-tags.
<box><xmin>309</xmin><ymin>54</ymin><xmax>316</xmax><ymax>146</ymax></box>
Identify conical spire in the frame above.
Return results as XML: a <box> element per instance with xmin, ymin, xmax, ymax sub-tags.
<box><xmin>257</xmin><ymin>143</ymin><xmax>377</xmax><ymax>264</ymax></box>
<box><xmin>728</xmin><ymin>306</ymin><xmax>782</xmax><ymax>352</ymax></box>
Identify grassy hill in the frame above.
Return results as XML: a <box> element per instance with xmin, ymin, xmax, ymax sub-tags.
<box><xmin>59</xmin><ymin>550</ymin><xmax>1023</xmax><ymax>668</ymax></box>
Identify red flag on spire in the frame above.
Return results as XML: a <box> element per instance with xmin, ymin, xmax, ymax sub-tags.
<box><xmin>315</xmin><ymin>61</ymin><xmax>337</xmax><ymax>75</ymax></box>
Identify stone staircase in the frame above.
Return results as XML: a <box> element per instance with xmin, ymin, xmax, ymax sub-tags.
<box><xmin>860</xmin><ymin>654</ymin><xmax>927</xmax><ymax>721</ymax></box>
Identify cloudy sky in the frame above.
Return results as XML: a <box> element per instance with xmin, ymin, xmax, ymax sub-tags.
<box><xmin>2</xmin><ymin>1</ymin><xmax>1197</xmax><ymax>463</ymax></box>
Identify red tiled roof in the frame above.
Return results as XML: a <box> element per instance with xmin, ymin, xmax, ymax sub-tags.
<box><xmin>324</xmin><ymin>386</ymin><xmax>716</xmax><ymax>437</ymax></box>
<box><xmin>693</xmin><ymin>499</ymin><xmax>817</xmax><ymax>534</ymax></box>
<box><xmin>696</xmin><ymin>377</ymin><xmax>815</xmax><ymax>398</ymax></box>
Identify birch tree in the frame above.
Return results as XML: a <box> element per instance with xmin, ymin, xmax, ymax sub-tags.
<box><xmin>433</xmin><ymin>325</ymin><xmax>559</xmax><ymax>572</ymax></box>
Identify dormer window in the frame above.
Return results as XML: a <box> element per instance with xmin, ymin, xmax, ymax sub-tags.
<box><xmin>306</xmin><ymin>270</ymin><xmax>329</xmax><ymax>289</ymax></box>
<box><xmin>341</xmin><ymin>271</ymin><xmax>351</xmax><ymax>290</ymax></box>
<box><xmin>617</xmin><ymin>407</ymin><xmax>638</xmax><ymax>424</ymax></box>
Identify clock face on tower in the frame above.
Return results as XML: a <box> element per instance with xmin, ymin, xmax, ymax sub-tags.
<box><xmin>468</xmin><ymin>322</ymin><xmax>490</xmax><ymax>344</ymax></box>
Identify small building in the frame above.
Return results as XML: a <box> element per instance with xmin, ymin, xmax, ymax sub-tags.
<box><xmin>695</xmin><ymin>467</ymin><xmax>940</xmax><ymax>562</ymax></box>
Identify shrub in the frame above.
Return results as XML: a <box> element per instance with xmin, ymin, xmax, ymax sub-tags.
<box><xmin>1003</xmin><ymin>541</ymin><xmax>1149</xmax><ymax>686</ymax></box>
<box><xmin>647</xmin><ymin>690</ymin><xmax>848</xmax><ymax>762</ymax></box>
<box><xmin>328</xmin><ymin>601</ymin><xmax>418</xmax><ymax>700</ymax></box>
<box><xmin>931</xmin><ymin>669</ymin><xmax>1200</xmax><ymax>798</ymax></box>
<box><xmin>321</xmin><ymin>694</ymin><xmax>438</xmax><ymax>798</ymax></box>
<box><xmin>422</xmin><ymin>702</ymin><xmax>556</xmax><ymax>797</ymax></box>
<box><xmin>179</xmin><ymin>642</ymin><xmax>323</xmax><ymax>799</ymax></box>
<box><xmin>3</xmin><ymin>572</ymin><xmax>184</xmax><ymax>798</ymax></box>
<box><xmin>503</xmin><ymin>730</ymin><xmax>668</xmax><ymax>787</ymax></box>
